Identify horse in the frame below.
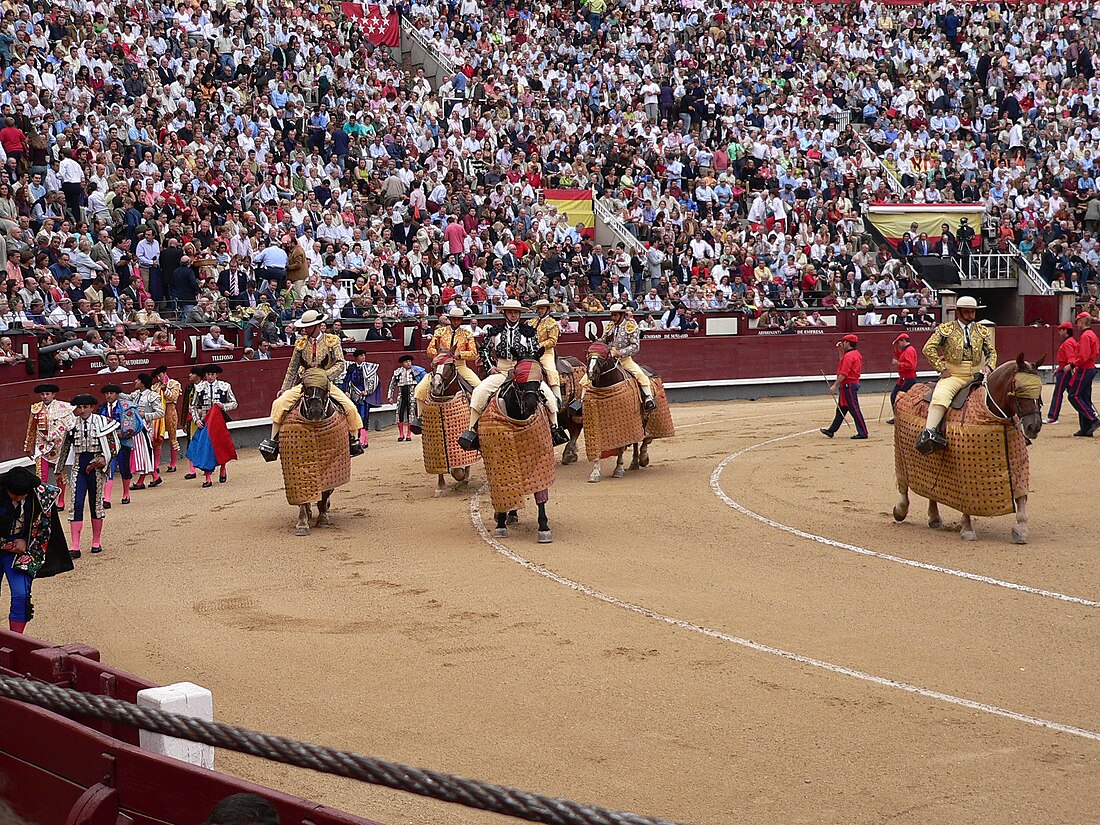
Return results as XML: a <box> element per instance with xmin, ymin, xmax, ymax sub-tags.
<box><xmin>279</xmin><ymin>382</ymin><xmax>352</xmax><ymax>536</ymax></box>
<box><xmin>583</xmin><ymin>342</ymin><xmax>674</xmax><ymax>483</ymax></box>
<box><xmin>893</xmin><ymin>354</ymin><xmax>1044</xmax><ymax>544</ymax></box>
<box><xmin>556</xmin><ymin>355</ymin><xmax>586</xmax><ymax>465</ymax></box>
<box><xmin>421</xmin><ymin>353</ymin><xmax>480</xmax><ymax>494</ymax></box>
<box><xmin>479</xmin><ymin>358</ymin><xmax>556</xmax><ymax>543</ymax></box>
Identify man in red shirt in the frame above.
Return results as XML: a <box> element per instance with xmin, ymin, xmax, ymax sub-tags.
<box><xmin>1070</xmin><ymin>312</ymin><xmax>1099</xmax><ymax>436</ymax></box>
<box><xmin>1045</xmin><ymin>322</ymin><xmax>1079</xmax><ymax>425</ymax></box>
<box><xmin>821</xmin><ymin>333</ymin><xmax>868</xmax><ymax>439</ymax></box>
<box><xmin>887</xmin><ymin>332</ymin><xmax>919</xmax><ymax>425</ymax></box>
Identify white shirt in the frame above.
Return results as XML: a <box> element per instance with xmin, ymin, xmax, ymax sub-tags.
<box><xmin>59</xmin><ymin>157</ymin><xmax>85</xmax><ymax>184</ymax></box>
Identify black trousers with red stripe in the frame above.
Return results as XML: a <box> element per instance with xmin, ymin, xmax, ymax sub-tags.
<box><xmin>1046</xmin><ymin>368</ymin><xmax>1076</xmax><ymax>422</ymax></box>
<box><xmin>891</xmin><ymin>377</ymin><xmax>917</xmax><ymax>411</ymax></box>
<box><xmin>1068</xmin><ymin>367</ymin><xmax>1098</xmax><ymax>431</ymax></box>
<box><xmin>825</xmin><ymin>382</ymin><xmax>868</xmax><ymax>437</ymax></box>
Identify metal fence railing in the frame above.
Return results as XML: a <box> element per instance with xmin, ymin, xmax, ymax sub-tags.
<box><xmin>1007</xmin><ymin>241</ymin><xmax>1054</xmax><ymax>296</ymax></box>
<box><xmin>593</xmin><ymin>195</ymin><xmax>645</xmax><ymax>255</ymax></box>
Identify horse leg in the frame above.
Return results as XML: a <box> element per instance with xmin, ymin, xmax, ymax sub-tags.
<box><xmin>628</xmin><ymin>443</ymin><xmax>640</xmax><ymax>470</ymax></box>
<box><xmin>612</xmin><ymin>449</ymin><xmax>625</xmax><ymax>479</ymax></box>
<box><xmin>562</xmin><ymin>422</ymin><xmax>580</xmax><ymax>465</ymax></box>
<box><xmin>960</xmin><ymin>512</ymin><xmax>978</xmax><ymax>541</ymax></box>
<box><xmin>507</xmin><ymin>509</ymin><xmax>519</xmax><ymax>525</ymax></box>
<box><xmin>639</xmin><ymin>438</ymin><xmax>650</xmax><ymax>468</ymax></box>
<box><xmin>927</xmin><ymin>499</ymin><xmax>943</xmax><ymax>529</ymax></box>
<box><xmin>315</xmin><ymin>490</ymin><xmax>332</xmax><ymax>527</ymax></box>
<box><xmin>451</xmin><ymin>466</ymin><xmax>470</xmax><ymax>486</ymax></box>
<box><xmin>1012</xmin><ymin>495</ymin><xmax>1029</xmax><ymax>545</ymax></box>
<box><xmin>494</xmin><ymin>512</ymin><xmax>509</xmax><ymax>538</ymax></box>
<box><xmin>536</xmin><ymin>499</ymin><xmax>552</xmax><ymax>544</ymax></box>
<box><xmin>296</xmin><ymin>504</ymin><xmax>312</xmax><ymax>536</ymax></box>
<box><xmin>435</xmin><ymin>473</ymin><xmax>446</xmax><ymax>497</ymax></box>
<box><xmin>588</xmin><ymin>460</ymin><xmax>601</xmax><ymax>483</ymax></box>
<box><xmin>893</xmin><ymin>485</ymin><xmax>910</xmax><ymax>522</ymax></box>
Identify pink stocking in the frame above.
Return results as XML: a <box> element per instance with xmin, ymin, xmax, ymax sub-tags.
<box><xmin>170</xmin><ymin>448</ymin><xmax>179</xmax><ymax>469</ymax></box>
<box><xmin>122</xmin><ymin>478</ymin><xmax>131</xmax><ymax>497</ymax></box>
<box><xmin>91</xmin><ymin>518</ymin><xmax>104</xmax><ymax>548</ymax></box>
<box><xmin>204</xmin><ymin>471</ymin><xmax>212</xmax><ymax>484</ymax></box>
<box><xmin>9</xmin><ymin>620</ymin><xmax>26</xmax><ymax>633</ymax></box>
<box><xmin>70</xmin><ymin>521</ymin><xmax>83</xmax><ymax>551</ymax></box>
<box><xmin>103</xmin><ymin>479</ymin><xmax>114</xmax><ymax>503</ymax></box>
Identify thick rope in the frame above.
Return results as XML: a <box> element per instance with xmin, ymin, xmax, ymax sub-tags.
<box><xmin>0</xmin><ymin>676</ymin><xmax>685</xmax><ymax>825</ymax></box>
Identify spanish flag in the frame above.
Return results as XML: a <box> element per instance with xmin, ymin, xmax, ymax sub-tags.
<box><xmin>865</xmin><ymin>203</ymin><xmax>984</xmax><ymax>249</ymax></box>
<box><xmin>543</xmin><ymin>189</ymin><xmax>595</xmax><ymax>239</ymax></box>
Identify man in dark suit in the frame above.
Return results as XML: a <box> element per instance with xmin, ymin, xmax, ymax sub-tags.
<box><xmin>218</xmin><ymin>258</ymin><xmax>247</xmax><ymax>298</ymax></box>
<box><xmin>500</xmin><ymin>244</ymin><xmax>520</xmax><ymax>273</ymax></box>
<box><xmin>588</xmin><ymin>244</ymin><xmax>607</xmax><ymax>292</ymax></box>
<box><xmin>915</xmin><ymin>233</ymin><xmax>931</xmax><ymax>256</ymax></box>
<box><xmin>233</xmin><ymin>281</ymin><xmax>264</xmax><ymax>309</ymax></box>
<box><xmin>897</xmin><ymin>232</ymin><xmax>915</xmax><ymax>259</ymax></box>
<box><xmin>341</xmin><ymin>295</ymin><xmax>367</xmax><ymax>319</ymax></box>
<box><xmin>158</xmin><ymin>238</ymin><xmax>184</xmax><ymax>304</ymax></box>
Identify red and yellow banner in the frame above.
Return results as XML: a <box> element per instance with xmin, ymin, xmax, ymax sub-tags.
<box><xmin>865</xmin><ymin>203</ymin><xmax>984</xmax><ymax>248</ymax></box>
<box><xmin>543</xmin><ymin>189</ymin><xmax>594</xmax><ymax>239</ymax></box>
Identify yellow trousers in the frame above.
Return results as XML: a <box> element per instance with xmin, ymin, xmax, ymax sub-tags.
<box><xmin>929</xmin><ymin>362</ymin><xmax>976</xmax><ymax>409</ymax></box>
<box><xmin>469</xmin><ymin>373</ymin><xmax>558</xmax><ymax>425</ymax></box>
<box><xmin>271</xmin><ymin>385</ymin><xmax>362</xmax><ymax>434</ymax></box>
<box><xmin>620</xmin><ymin>357</ymin><xmax>652</xmax><ymax>393</ymax></box>
<box><xmin>413</xmin><ymin>362</ymin><xmax>481</xmax><ymax>403</ymax></box>
<box><xmin>539</xmin><ymin>349</ymin><xmax>560</xmax><ymax>389</ymax></box>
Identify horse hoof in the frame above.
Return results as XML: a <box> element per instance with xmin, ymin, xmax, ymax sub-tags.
<box><xmin>639</xmin><ymin>455</ymin><xmax>650</xmax><ymax>468</ymax></box>
<box><xmin>1012</xmin><ymin>527</ymin><xmax>1028</xmax><ymax>545</ymax></box>
<box><xmin>562</xmin><ymin>451</ymin><xmax>577</xmax><ymax>466</ymax></box>
<box><xmin>296</xmin><ymin>527</ymin><xmax>310</xmax><ymax>536</ymax></box>
<box><xmin>494</xmin><ymin>527</ymin><xmax>509</xmax><ymax>538</ymax></box>
<box><xmin>588</xmin><ymin>473</ymin><xmax>600</xmax><ymax>483</ymax></box>
<box><xmin>612</xmin><ymin>467</ymin><xmax>625</xmax><ymax>479</ymax></box>
<box><xmin>960</xmin><ymin>530</ymin><xmax>978</xmax><ymax>542</ymax></box>
<box><xmin>507</xmin><ymin>511</ymin><xmax>519</xmax><ymax>525</ymax></box>
<box><xmin>928</xmin><ymin>519</ymin><xmax>943</xmax><ymax>529</ymax></box>
<box><xmin>628</xmin><ymin>461</ymin><xmax>639</xmax><ymax>471</ymax></box>
<box><xmin>892</xmin><ymin>505</ymin><xmax>908</xmax><ymax>522</ymax></box>
<box><xmin>537</xmin><ymin>530</ymin><xmax>552</xmax><ymax>544</ymax></box>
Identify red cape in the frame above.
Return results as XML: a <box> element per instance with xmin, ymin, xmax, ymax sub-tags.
<box><xmin>206</xmin><ymin>405</ymin><xmax>238</xmax><ymax>466</ymax></box>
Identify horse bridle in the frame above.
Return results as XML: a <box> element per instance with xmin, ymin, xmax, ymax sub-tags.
<box><xmin>300</xmin><ymin>386</ymin><xmax>333</xmax><ymax>421</ymax></box>
<box><xmin>985</xmin><ymin>369</ymin><xmax>1043</xmax><ymax>431</ymax></box>
<box><xmin>431</xmin><ymin>359</ymin><xmax>457</xmax><ymax>398</ymax></box>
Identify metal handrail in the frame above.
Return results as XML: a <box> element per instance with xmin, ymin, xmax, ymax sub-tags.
<box><xmin>1006</xmin><ymin>240</ymin><xmax>1053</xmax><ymax>296</ymax></box>
<box><xmin>400</xmin><ymin>18</ymin><xmax>457</xmax><ymax>78</ymax></box>
<box><xmin>851</xmin><ymin>129</ymin><xmax>905</xmax><ymax>198</ymax></box>
<box><xmin>593</xmin><ymin>195</ymin><xmax>645</xmax><ymax>255</ymax></box>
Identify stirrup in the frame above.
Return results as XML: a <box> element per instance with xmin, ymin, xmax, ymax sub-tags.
<box><xmin>458</xmin><ymin>428</ymin><xmax>480</xmax><ymax>451</ymax></box>
<box><xmin>567</xmin><ymin>399</ymin><xmax>583</xmax><ymax>416</ymax></box>
<box><xmin>258</xmin><ymin>437</ymin><xmax>279</xmax><ymax>461</ymax></box>
<box><xmin>642</xmin><ymin>395</ymin><xmax>656</xmax><ymax>412</ymax></box>
<box><xmin>915</xmin><ymin>427</ymin><xmax>947</xmax><ymax>455</ymax></box>
<box><xmin>551</xmin><ymin>425</ymin><xmax>569</xmax><ymax>446</ymax></box>
<box><xmin>349</xmin><ymin>435</ymin><xmax>365</xmax><ymax>457</ymax></box>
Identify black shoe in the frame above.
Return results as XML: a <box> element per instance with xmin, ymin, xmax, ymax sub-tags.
<box><xmin>69</xmin><ymin>549</ymin><xmax>81</xmax><ymax>560</ymax></box>
<box><xmin>851</xmin><ymin>434</ymin><xmax>868</xmax><ymax>440</ymax></box>
<box><xmin>886</xmin><ymin>418</ymin><xmax>895</xmax><ymax>425</ymax></box>
<box><xmin>349</xmin><ymin>437</ymin><xmax>365</xmax><ymax>457</ymax></box>
<box><xmin>458</xmin><ymin>429</ymin><xmax>480</xmax><ymax>451</ymax></box>
<box><xmin>1073</xmin><ymin>430</ymin><xmax>1092</xmax><ymax>437</ymax></box>
<box><xmin>184</xmin><ymin>473</ymin><xmax>197</xmax><ymax>480</ymax></box>
<box><xmin>409</xmin><ymin>417</ymin><xmax>423</xmax><ymax>436</ymax></box>
<box><xmin>551</xmin><ymin>425</ymin><xmax>570</xmax><ymax>446</ymax></box>
<box><xmin>202</xmin><ymin>481</ymin><xmax>213</xmax><ymax>488</ymax></box>
<box><xmin>103</xmin><ymin>501</ymin><xmax>112</xmax><ymax>509</ymax></box>
<box><xmin>219</xmin><ymin>474</ymin><xmax>227</xmax><ymax>483</ymax></box>
<box><xmin>1089</xmin><ymin>420</ymin><xmax>1100</xmax><ymax>436</ymax></box>
<box><xmin>130</xmin><ymin>483</ymin><xmax>146</xmax><ymax>491</ymax></box>
<box><xmin>91</xmin><ymin>546</ymin><xmax>103</xmax><ymax>554</ymax></box>
<box><xmin>120</xmin><ymin>497</ymin><xmax>130</xmax><ymax>505</ymax></box>
<box><xmin>149</xmin><ymin>478</ymin><xmax>163</xmax><ymax>488</ymax></box>
<box><xmin>820</xmin><ymin>428</ymin><xmax>834</xmax><ymax>438</ymax></box>
<box><xmin>166</xmin><ymin>466</ymin><xmax>178</xmax><ymax>473</ymax></box>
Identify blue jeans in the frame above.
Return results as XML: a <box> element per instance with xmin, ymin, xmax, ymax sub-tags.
<box><xmin>1</xmin><ymin>551</ymin><xmax>32</xmax><ymax>622</ymax></box>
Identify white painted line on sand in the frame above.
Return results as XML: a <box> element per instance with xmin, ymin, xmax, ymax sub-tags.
<box><xmin>710</xmin><ymin>430</ymin><xmax>1100</xmax><ymax>608</ymax></box>
<box><xmin>469</xmin><ymin>487</ymin><xmax>1100</xmax><ymax>743</ymax></box>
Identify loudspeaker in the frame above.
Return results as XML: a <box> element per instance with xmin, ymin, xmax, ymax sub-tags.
<box><xmin>912</xmin><ymin>256</ymin><xmax>959</xmax><ymax>285</ymax></box>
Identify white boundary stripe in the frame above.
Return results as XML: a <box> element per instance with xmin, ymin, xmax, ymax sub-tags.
<box><xmin>468</xmin><ymin>488</ymin><xmax>1100</xmax><ymax>743</ymax></box>
<box><xmin>711</xmin><ymin>431</ymin><xmax>1100</xmax><ymax>608</ymax></box>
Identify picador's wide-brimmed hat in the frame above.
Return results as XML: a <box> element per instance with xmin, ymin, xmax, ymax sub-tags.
<box><xmin>294</xmin><ymin>309</ymin><xmax>327</xmax><ymax>329</ymax></box>
<box><xmin>609</xmin><ymin>303</ymin><xmax>627</xmax><ymax>313</ymax></box>
<box><xmin>34</xmin><ymin>383</ymin><xmax>60</xmax><ymax>393</ymax></box>
<box><xmin>500</xmin><ymin>299</ymin><xmax>525</xmax><ymax>311</ymax></box>
<box><xmin>955</xmin><ymin>296</ymin><xmax>985</xmax><ymax>310</ymax></box>
<box><xmin>446</xmin><ymin>307</ymin><xmax>466</xmax><ymax>319</ymax></box>
<box><xmin>532</xmin><ymin>298</ymin><xmax>551</xmax><ymax>308</ymax></box>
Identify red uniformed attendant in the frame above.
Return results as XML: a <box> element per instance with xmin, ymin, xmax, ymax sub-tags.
<box><xmin>1045</xmin><ymin>322</ymin><xmax>1079</xmax><ymax>424</ymax></box>
<box><xmin>887</xmin><ymin>332</ymin><xmax>918</xmax><ymax>425</ymax></box>
<box><xmin>821</xmin><ymin>333</ymin><xmax>868</xmax><ymax>439</ymax></box>
<box><xmin>1070</xmin><ymin>312</ymin><xmax>1099</xmax><ymax>436</ymax></box>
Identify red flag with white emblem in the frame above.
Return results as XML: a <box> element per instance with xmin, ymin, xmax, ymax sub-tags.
<box><xmin>341</xmin><ymin>3</ymin><xmax>399</xmax><ymax>46</ymax></box>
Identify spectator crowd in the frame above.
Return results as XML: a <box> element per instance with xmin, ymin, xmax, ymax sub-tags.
<box><xmin>1</xmin><ymin>0</ymin><xmax>1100</xmax><ymax>377</ymax></box>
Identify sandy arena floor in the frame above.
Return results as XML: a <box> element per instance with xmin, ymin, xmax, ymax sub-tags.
<box><xmin>35</xmin><ymin>394</ymin><xmax>1100</xmax><ymax>825</ymax></box>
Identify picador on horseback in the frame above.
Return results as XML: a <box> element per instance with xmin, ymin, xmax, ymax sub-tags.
<box><xmin>529</xmin><ymin>298</ymin><xmax>562</xmax><ymax>405</ymax></box>
<box><xmin>916</xmin><ymin>295</ymin><xmax>996</xmax><ymax>454</ymax></box>
<box><xmin>459</xmin><ymin>299</ymin><xmax>567</xmax><ymax>450</ymax></box>
<box><xmin>599</xmin><ymin>303</ymin><xmax>656</xmax><ymax>411</ymax></box>
<box><xmin>410</xmin><ymin>307</ymin><xmax>481</xmax><ymax>434</ymax></box>
<box><xmin>259</xmin><ymin>309</ymin><xmax>365</xmax><ymax>460</ymax></box>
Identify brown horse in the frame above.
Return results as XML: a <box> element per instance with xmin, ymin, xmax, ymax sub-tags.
<box><xmin>893</xmin><ymin>354</ymin><xmax>1044</xmax><ymax>543</ymax></box>
<box><xmin>556</xmin><ymin>355</ymin><xmax>586</xmax><ymax>464</ymax></box>
<box><xmin>583</xmin><ymin>342</ymin><xmax>658</xmax><ymax>483</ymax></box>
<box><xmin>424</xmin><ymin>353</ymin><xmax>478</xmax><ymax>493</ymax></box>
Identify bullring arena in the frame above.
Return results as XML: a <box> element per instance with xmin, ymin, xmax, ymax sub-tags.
<box><xmin>32</xmin><ymin>393</ymin><xmax>1100</xmax><ymax>825</ymax></box>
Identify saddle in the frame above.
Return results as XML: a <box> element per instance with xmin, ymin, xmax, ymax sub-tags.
<box><xmin>949</xmin><ymin>375</ymin><xmax>985</xmax><ymax>410</ymax></box>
